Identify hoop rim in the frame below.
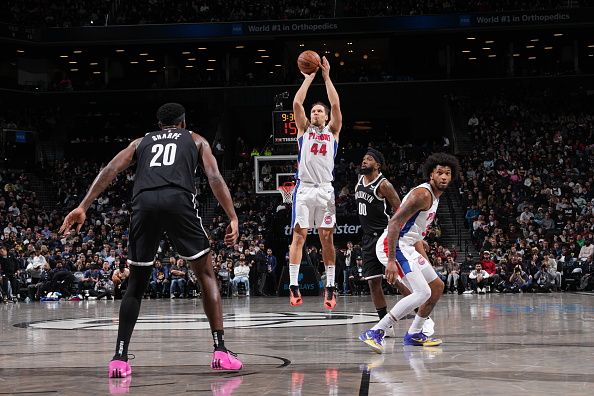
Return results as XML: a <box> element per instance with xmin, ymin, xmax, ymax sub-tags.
<box><xmin>277</xmin><ymin>181</ymin><xmax>295</xmax><ymax>203</ymax></box>
<box><xmin>278</xmin><ymin>181</ymin><xmax>296</xmax><ymax>191</ymax></box>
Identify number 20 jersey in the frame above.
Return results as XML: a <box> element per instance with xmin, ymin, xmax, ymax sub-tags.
<box><xmin>132</xmin><ymin>128</ymin><xmax>199</xmax><ymax>199</ymax></box>
<box><xmin>296</xmin><ymin>124</ymin><xmax>337</xmax><ymax>184</ymax></box>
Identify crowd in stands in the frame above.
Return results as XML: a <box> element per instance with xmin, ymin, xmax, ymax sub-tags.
<box><xmin>343</xmin><ymin>0</ymin><xmax>586</xmax><ymax>17</ymax></box>
<box><xmin>2</xmin><ymin>0</ymin><xmax>587</xmax><ymax>27</ymax></box>
<box><xmin>115</xmin><ymin>0</ymin><xmax>334</xmax><ymax>25</ymax></box>
<box><xmin>0</xmin><ymin>124</ymin><xmax>448</xmax><ymax>302</ymax></box>
<box><xmin>3</xmin><ymin>87</ymin><xmax>594</xmax><ymax>303</ymax></box>
<box><xmin>455</xmin><ymin>90</ymin><xmax>594</xmax><ymax>294</ymax></box>
<box><xmin>1</xmin><ymin>0</ymin><xmax>111</xmax><ymax>28</ymax></box>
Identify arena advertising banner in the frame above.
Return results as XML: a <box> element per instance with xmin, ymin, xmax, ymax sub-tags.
<box><xmin>272</xmin><ymin>212</ymin><xmax>362</xmax><ymax>245</ymax></box>
<box><xmin>41</xmin><ymin>9</ymin><xmax>594</xmax><ymax>42</ymax></box>
<box><xmin>270</xmin><ymin>212</ymin><xmax>361</xmax><ymax>296</ymax></box>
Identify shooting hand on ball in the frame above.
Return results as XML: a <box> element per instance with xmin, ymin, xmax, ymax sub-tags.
<box><xmin>301</xmin><ymin>69</ymin><xmax>317</xmax><ymax>80</ymax></box>
<box><xmin>320</xmin><ymin>56</ymin><xmax>330</xmax><ymax>80</ymax></box>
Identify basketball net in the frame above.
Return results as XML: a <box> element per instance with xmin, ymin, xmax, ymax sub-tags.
<box><xmin>277</xmin><ymin>182</ymin><xmax>295</xmax><ymax>204</ymax></box>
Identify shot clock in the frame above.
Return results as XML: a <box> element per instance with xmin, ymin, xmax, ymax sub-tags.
<box><xmin>272</xmin><ymin>110</ymin><xmax>298</xmax><ymax>144</ymax></box>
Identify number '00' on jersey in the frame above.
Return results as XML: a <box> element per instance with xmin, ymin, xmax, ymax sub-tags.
<box><xmin>355</xmin><ymin>174</ymin><xmax>390</xmax><ymax>235</ymax></box>
<box><xmin>296</xmin><ymin>125</ymin><xmax>337</xmax><ymax>184</ymax></box>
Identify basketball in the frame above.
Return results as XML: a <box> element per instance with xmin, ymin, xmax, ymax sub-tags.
<box><xmin>297</xmin><ymin>50</ymin><xmax>321</xmax><ymax>74</ymax></box>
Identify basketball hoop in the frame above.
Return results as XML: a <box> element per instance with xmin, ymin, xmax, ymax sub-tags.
<box><xmin>277</xmin><ymin>182</ymin><xmax>296</xmax><ymax>204</ymax></box>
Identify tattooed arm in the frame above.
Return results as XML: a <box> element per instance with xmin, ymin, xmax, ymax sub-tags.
<box><xmin>385</xmin><ymin>188</ymin><xmax>432</xmax><ymax>284</ymax></box>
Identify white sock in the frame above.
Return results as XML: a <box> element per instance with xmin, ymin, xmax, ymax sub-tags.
<box><xmin>408</xmin><ymin>314</ymin><xmax>427</xmax><ymax>334</ymax></box>
<box><xmin>325</xmin><ymin>265</ymin><xmax>335</xmax><ymax>288</ymax></box>
<box><xmin>289</xmin><ymin>264</ymin><xmax>300</xmax><ymax>286</ymax></box>
<box><xmin>372</xmin><ymin>292</ymin><xmax>427</xmax><ymax>331</ymax></box>
<box><xmin>372</xmin><ymin>311</ymin><xmax>396</xmax><ymax>331</ymax></box>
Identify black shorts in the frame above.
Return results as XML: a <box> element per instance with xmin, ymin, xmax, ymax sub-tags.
<box><xmin>361</xmin><ymin>233</ymin><xmax>384</xmax><ymax>278</ymax></box>
<box><xmin>127</xmin><ymin>187</ymin><xmax>210</xmax><ymax>266</ymax></box>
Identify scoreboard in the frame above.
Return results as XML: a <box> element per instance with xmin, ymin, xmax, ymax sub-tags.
<box><xmin>272</xmin><ymin>110</ymin><xmax>298</xmax><ymax>144</ymax></box>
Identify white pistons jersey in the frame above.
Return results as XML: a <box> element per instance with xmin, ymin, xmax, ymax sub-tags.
<box><xmin>296</xmin><ymin>124</ymin><xmax>337</xmax><ymax>184</ymax></box>
<box><xmin>399</xmin><ymin>183</ymin><xmax>439</xmax><ymax>245</ymax></box>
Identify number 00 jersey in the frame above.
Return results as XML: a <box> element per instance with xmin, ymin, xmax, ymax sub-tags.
<box><xmin>132</xmin><ymin>128</ymin><xmax>199</xmax><ymax>199</ymax></box>
<box><xmin>296</xmin><ymin>124</ymin><xmax>337</xmax><ymax>184</ymax></box>
<box><xmin>355</xmin><ymin>174</ymin><xmax>390</xmax><ymax>235</ymax></box>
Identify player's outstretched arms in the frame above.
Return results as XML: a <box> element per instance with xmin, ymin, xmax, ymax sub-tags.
<box><xmin>319</xmin><ymin>56</ymin><xmax>342</xmax><ymax>135</ymax></box>
<box><xmin>293</xmin><ymin>69</ymin><xmax>317</xmax><ymax>133</ymax></box>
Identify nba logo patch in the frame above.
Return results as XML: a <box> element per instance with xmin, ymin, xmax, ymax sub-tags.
<box><xmin>324</xmin><ymin>215</ymin><xmax>332</xmax><ymax>225</ymax></box>
<box><xmin>418</xmin><ymin>257</ymin><xmax>426</xmax><ymax>266</ymax></box>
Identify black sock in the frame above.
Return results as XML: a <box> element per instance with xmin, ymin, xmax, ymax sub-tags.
<box><xmin>212</xmin><ymin>330</ymin><xmax>226</xmax><ymax>351</ymax></box>
<box><xmin>376</xmin><ymin>306</ymin><xmax>388</xmax><ymax>320</ymax></box>
<box><xmin>113</xmin><ymin>266</ymin><xmax>152</xmax><ymax>360</ymax></box>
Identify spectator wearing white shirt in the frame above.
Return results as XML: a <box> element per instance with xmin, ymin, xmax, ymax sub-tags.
<box><xmin>579</xmin><ymin>240</ymin><xmax>593</xmax><ymax>263</ymax></box>
<box><xmin>26</xmin><ymin>249</ymin><xmax>47</xmax><ymax>284</ymax></box>
<box><xmin>232</xmin><ymin>257</ymin><xmax>250</xmax><ymax>297</ymax></box>
<box><xmin>543</xmin><ymin>254</ymin><xmax>561</xmax><ymax>291</ymax></box>
<box><xmin>519</xmin><ymin>207</ymin><xmax>534</xmax><ymax>224</ymax></box>
<box><xmin>7</xmin><ymin>202</ymin><xmax>20</xmax><ymax>217</ymax></box>
<box><xmin>468</xmin><ymin>263</ymin><xmax>489</xmax><ymax>294</ymax></box>
<box><xmin>3</xmin><ymin>222</ymin><xmax>17</xmax><ymax>235</ymax></box>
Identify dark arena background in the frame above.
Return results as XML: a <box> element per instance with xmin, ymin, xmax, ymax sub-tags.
<box><xmin>1</xmin><ymin>1</ymin><xmax>594</xmax><ymax>395</ymax></box>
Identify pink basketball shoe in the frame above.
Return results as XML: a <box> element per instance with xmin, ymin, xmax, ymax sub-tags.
<box><xmin>211</xmin><ymin>350</ymin><xmax>243</xmax><ymax>371</ymax></box>
<box><xmin>108</xmin><ymin>359</ymin><xmax>132</xmax><ymax>378</ymax></box>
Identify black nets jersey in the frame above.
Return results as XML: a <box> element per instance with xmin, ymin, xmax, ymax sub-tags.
<box><xmin>132</xmin><ymin>128</ymin><xmax>199</xmax><ymax>199</ymax></box>
<box><xmin>355</xmin><ymin>174</ymin><xmax>390</xmax><ymax>235</ymax></box>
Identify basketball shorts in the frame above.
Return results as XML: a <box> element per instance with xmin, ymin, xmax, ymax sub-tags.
<box><xmin>291</xmin><ymin>181</ymin><xmax>336</xmax><ymax>229</ymax></box>
<box><xmin>375</xmin><ymin>229</ymin><xmax>438</xmax><ymax>284</ymax></box>
<box><xmin>127</xmin><ymin>187</ymin><xmax>210</xmax><ymax>266</ymax></box>
<box><xmin>361</xmin><ymin>233</ymin><xmax>384</xmax><ymax>278</ymax></box>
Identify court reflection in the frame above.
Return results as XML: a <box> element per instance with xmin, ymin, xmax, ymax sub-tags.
<box><xmin>290</xmin><ymin>368</ymin><xmax>341</xmax><ymax>396</ymax></box>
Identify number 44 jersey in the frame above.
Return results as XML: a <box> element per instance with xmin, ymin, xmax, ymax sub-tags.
<box><xmin>132</xmin><ymin>128</ymin><xmax>199</xmax><ymax>199</ymax></box>
<box><xmin>296</xmin><ymin>124</ymin><xmax>337</xmax><ymax>184</ymax></box>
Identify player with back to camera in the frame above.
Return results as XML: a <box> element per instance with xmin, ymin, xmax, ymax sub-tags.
<box><xmin>59</xmin><ymin>103</ymin><xmax>243</xmax><ymax>377</ymax></box>
<box><xmin>359</xmin><ymin>152</ymin><xmax>460</xmax><ymax>353</ymax></box>
<box><xmin>355</xmin><ymin>149</ymin><xmax>435</xmax><ymax>337</ymax></box>
<box><xmin>289</xmin><ymin>55</ymin><xmax>342</xmax><ymax>309</ymax></box>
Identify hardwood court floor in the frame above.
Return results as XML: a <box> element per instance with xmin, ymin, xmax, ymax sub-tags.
<box><xmin>1</xmin><ymin>293</ymin><xmax>593</xmax><ymax>395</ymax></box>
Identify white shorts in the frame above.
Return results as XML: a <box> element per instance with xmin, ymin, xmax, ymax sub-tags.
<box><xmin>375</xmin><ymin>229</ymin><xmax>438</xmax><ymax>284</ymax></box>
<box><xmin>291</xmin><ymin>181</ymin><xmax>336</xmax><ymax>229</ymax></box>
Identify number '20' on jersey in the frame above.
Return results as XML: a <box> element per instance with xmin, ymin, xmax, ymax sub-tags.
<box><xmin>132</xmin><ymin>128</ymin><xmax>199</xmax><ymax>199</ymax></box>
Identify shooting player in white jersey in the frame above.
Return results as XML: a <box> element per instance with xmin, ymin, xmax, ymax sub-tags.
<box><xmin>360</xmin><ymin>153</ymin><xmax>460</xmax><ymax>353</ymax></box>
<box><xmin>288</xmin><ymin>56</ymin><xmax>342</xmax><ymax>310</ymax></box>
